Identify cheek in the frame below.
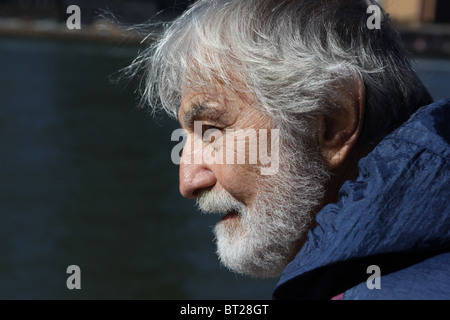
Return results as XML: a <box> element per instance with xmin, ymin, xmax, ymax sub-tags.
<box><xmin>213</xmin><ymin>163</ymin><xmax>260</xmax><ymax>205</ymax></box>
<box><xmin>224</xmin><ymin>131</ymin><xmax>259</xmax><ymax>165</ymax></box>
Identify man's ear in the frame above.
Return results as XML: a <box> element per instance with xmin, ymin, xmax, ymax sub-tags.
<box><xmin>318</xmin><ymin>77</ymin><xmax>365</xmax><ymax>169</ymax></box>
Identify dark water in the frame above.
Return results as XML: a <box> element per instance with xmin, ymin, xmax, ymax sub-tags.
<box><xmin>0</xmin><ymin>37</ymin><xmax>448</xmax><ymax>299</ymax></box>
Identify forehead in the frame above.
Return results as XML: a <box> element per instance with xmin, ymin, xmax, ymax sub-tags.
<box><xmin>179</xmin><ymin>81</ymin><xmax>251</xmax><ymax>121</ymax></box>
<box><xmin>180</xmin><ymin>84</ymin><xmax>226</xmax><ymax>111</ymax></box>
<box><xmin>178</xmin><ymin>83</ymin><xmax>274</xmax><ymax>133</ymax></box>
<box><xmin>179</xmin><ymin>62</ymin><xmax>255</xmax><ymax>111</ymax></box>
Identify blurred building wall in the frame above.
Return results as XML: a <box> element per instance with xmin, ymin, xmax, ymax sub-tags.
<box><xmin>0</xmin><ymin>0</ymin><xmax>190</xmax><ymax>23</ymax></box>
<box><xmin>382</xmin><ymin>0</ymin><xmax>449</xmax><ymax>24</ymax></box>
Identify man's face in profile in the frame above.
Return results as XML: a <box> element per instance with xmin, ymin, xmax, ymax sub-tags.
<box><xmin>177</xmin><ymin>82</ymin><xmax>330</xmax><ymax>278</ymax></box>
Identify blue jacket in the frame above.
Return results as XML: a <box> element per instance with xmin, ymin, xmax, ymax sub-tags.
<box><xmin>273</xmin><ymin>99</ymin><xmax>450</xmax><ymax>300</ymax></box>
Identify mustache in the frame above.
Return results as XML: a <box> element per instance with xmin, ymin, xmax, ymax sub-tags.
<box><xmin>196</xmin><ymin>188</ymin><xmax>246</xmax><ymax>214</ymax></box>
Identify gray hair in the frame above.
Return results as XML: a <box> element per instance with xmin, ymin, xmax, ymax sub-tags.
<box><xmin>130</xmin><ymin>0</ymin><xmax>432</xmax><ymax>145</ymax></box>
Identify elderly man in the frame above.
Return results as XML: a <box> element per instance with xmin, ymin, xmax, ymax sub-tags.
<box><xmin>131</xmin><ymin>0</ymin><xmax>449</xmax><ymax>299</ymax></box>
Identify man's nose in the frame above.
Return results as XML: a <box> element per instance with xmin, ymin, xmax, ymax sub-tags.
<box><xmin>179</xmin><ymin>149</ymin><xmax>217</xmax><ymax>199</ymax></box>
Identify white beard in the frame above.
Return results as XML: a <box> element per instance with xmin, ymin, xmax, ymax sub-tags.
<box><xmin>197</xmin><ymin>139</ymin><xmax>330</xmax><ymax>278</ymax></box>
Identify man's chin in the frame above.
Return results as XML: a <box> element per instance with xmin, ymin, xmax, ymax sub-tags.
<box><xmin>215</xmin><ymin>211</ymin><xmax>245</xmax><ymax>239</ymax></box>
<box><xmin>213</xmin><ymin>221</ymin><xmax>291</xmax><ymax>279</ymax></box>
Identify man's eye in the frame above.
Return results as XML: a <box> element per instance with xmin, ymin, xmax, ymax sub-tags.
<box><xmin>202</xmin><ymin>125</ymin><xmax>222</xmax><ymax>142</ymax></box>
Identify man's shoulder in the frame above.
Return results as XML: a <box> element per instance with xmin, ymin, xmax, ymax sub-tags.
<box><xmin>342</xmin><ymin>252</ymin><xmax>450</xmax><ymax>300</ymax></box>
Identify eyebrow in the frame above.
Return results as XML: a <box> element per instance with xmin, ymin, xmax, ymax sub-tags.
<box><xmin>181</xmin><ymin>103</ymin><xmax>224</xmax><ymax>128</ymax></box>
